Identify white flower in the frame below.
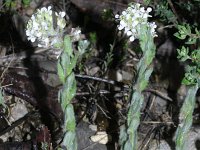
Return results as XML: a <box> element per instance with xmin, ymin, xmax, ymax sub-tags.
<box><xmin>44</xmin><ymin>38</ymin><xmax>49</xmax><ymax>44</ymax></box>
<box><xmin>59</xmin><ymin>12</ymin><xmax>66</xmax><ymax>18</ymax></box>
<box><xmin>132</xmin><ymin>20</ymin><xmax>139</xmax><ymax>27</ymax></box>
<box><xmin>115</xmin><ymin>14</ymin><xmax>119</xmax><ymax>18</ymax></box>
<box><xmin>126</xmin><ymin>14</ymin><xmax>131</xmax><ymax>20</ymax></box>
<box><xmin>38</xmin><ymin>44</ymin><xmax>42</xmax><ymax>47</ymax></box>
<box><xmin>149</xmin><ymin>22</ymin><xmax>157</xmax><ymax>37</ymax></box>
<box><xmin>32</xmin><ymin>22</ymin><xmax>39</xmax><ymax>30</ymax></box>
<box><xmin>41</xmin><ymin>7</ymin><xmax>47</xmax><ymax>12</ymax></box>
<box><xmin>147</xmin><ymin>7</ymin><xmax>152</xmax><ymax>12</ymax></box>
<box><xmin>150</xmin><ymin>22</ymin><xmax>157</xmax><ymax>28</ymax></box>
<box><xmin>30</xmin><ymin>37</ymin><xmax>36</xmax><ymax>42</ymax></box>
<box><xmin>26</xmin><ymin>30</ymin><xmax>30</xmax><ymax>36</ymax></box>
<box><xmin>122</xmin><ymin>11</ymin><xmax>127</xmax><ymax>15</ymax></box>
<box><xmin>127</xmin><ymin>31</ymin><xmax>132</xmax><ymax>36</ymax></box>
<box><xmin>118</xmin><ymin>25</ymin><xmax>124</xmax><ymax>30</ymax></box>
<box><xmin>130</xmin><ymin>36</ymin><xmax>135</xmax><ymax>42</ymax></box>
<box><xmin>41</xmin><ymin>21</ymin><xmax>47</xmax><ymax>28</ymax></box>
<box><xmin>143</xmin><ymin>13</ymin><xmax>148</xmax><ymax>19</ymax></box>
<box><xmin>36</xmin><ymin>32</ymin><xmax>42</xmax><ymax>37</ymax></box>
<box><xmin>26</xmin><ymin>6</ymin><xmax>67</xmax><ymax>48</ymax></box>
<box><xmin>134</xmin><ymin>13</ymin><xmax>140</xmax><ymax>18</ymax></box>
<box><xmin>120</xmin><ymin>20</ymin><xmax>126</xmax><ymax>28</ymax></box>
<box><xmin>31</xmin><ymin>15</ymin><xmax>35</xmax><ymax>21</ymax></box>
<box><xmin>70</xmin><ymin>28</ymin><xmax>82</xmax><ymax>41</ymax></box>
<box><xmin>140</xmin><ymin>7</ymin><xmax>145</xmax><ymax>13</ymax></box>
<box><xmin>47</xmin><ymin>6</ymin><xmax>52</xmax><ymax>11</ymax></box>
<box><xmin>131</xmin><ymin>28</ymin><xmax>136</xmax><ymax>33</ymax></box>
<box><xmin>116</xmin><ymin>3</ymin><xmax>157</xmax><ymax>42</ymax></box>
<box><xmin>123</xmin><ymin>26</ymin><xmax>127</xmax><ymax>31</ymax></box>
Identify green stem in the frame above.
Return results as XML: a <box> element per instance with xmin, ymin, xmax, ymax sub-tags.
<box><xmin>175</xmin><ymin>84</ymin><xmax>198</xmax><ymax>150</ymax></box>
<box><xmin>58</xmin><ymin>35</ymin><xmax>78</xmax><ymax>150</ymax></box>
<box><xmin>120</xmin><ymin>26</ymin><xmax>156</xmax><ymax>150</ymax></box>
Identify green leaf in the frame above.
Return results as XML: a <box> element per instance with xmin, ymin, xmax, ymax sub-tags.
<box><xmin>0</xmin><ymin>89</ymin><xmax>5</xmax><ymax>107</ymax></box>
<box><xmin>101</xmin><ymin>9</ymin><xmax>113</xmax><ymax>21</ymax></box>
<box><xmin>186</xmin><ymin>37</ymin><xmax>196</xmax><ymax>44</ymax></box>
<box><xmin>57</xmin><ymin>59</ymin><xmax>65</xmax><ymax>83</ymax></box>
<box><xmin>62</xmin><ymin>131</ymin><xmax>77</xmax><ymax>150</ymax></box>
<box><xmin>174</xmin><ymin>32</ymin><xmax>186</xmax><ymax>40</ymax></box>
<box><xmin>60</xmin><ymin>73</ymin><xmax>76</xmax><ymax>110</ymax></box>
<box><xmin>144</xmin><ymin>0</ymin><xmax>151</xmax><ymax>5</ymax></box>
<box><xmin>174</xmin><ymin>24</ymin><xmax>192</xmax><ymax>40</ymax></box>
<box><xmin>175</xmin><ymin>84</ymin><xmax>198</xmax><ymax>150</ymax></box>
<box><xmin>64</xmin><ymin>104</ymin><xmax>76</xmax><ymax>131</ymax></box>
<box><xmin>78</xmin><ymin>40</ymin><xmax>90</xmax><ymax>55</ymax></box>
<box><xmin>124</xmin><ymin>141</ymin><xmax>134</xmax><ymax>150</ymax></box>
<box><xmin>57</xmin><ymin>52</ymin><xmax>70</xmax><ymax>83</ymax></box>
<box><xmin>53</xmin><ymin>41</ymin><xmax>64</xmax><ymax>49</ymax></box>
<box><xmin>5</xmin><ymin>0</ymin><xmax>16</xmax><ymax>8</ymax></box>
<box><xmin>195</xmin><ymin>28</ymin><xmax>200</xmax><ymax>36</ymax></box>
<box><xmin>64</xmin><ymin>35</ymin><xmax>73</xmax><ymax>57</ymax></box>
<box><xmin>182</xmin><ymin>72</ymin><xmax>197</xmax><ymax>85</ymax></box>
<box><xmin>22</xmin><ymin>0</ymin><xmax>31</xmax><ymax>6</ymax></box>
<box><xmin>191</xmin><ymin>49</ymin><xmax>200</xmax><ymax>63</ymax></box>
<box><xmin>89</xmin><ymin>32</ymin><xmax>97</xmax><ymax>45</ymax></box>
<box><xmin>119</xmin><ymin>125</ymin><xmax>128</xmax><ymax>146</ymax></box>
<box><xmin>185</xmin><ymin>24</ymin><xmax>191</xmax><ymax>35</ymax></box>
<box><xmin>177</xmin><ymin>46</ymin><xmax>190</xmax><ymax>61</ymax></box>
<box><xmin>57</xmin><ymin>52</ymin><xmax>76</xmax><ymax>83</ymax></box>
<box><xmin>69</xmin><ymin>56</ymin><xmax>78</xmax><ymax>73</ymax></box>
<box><xmin>138</xmin><ymin>68</ymin><xmax>153</xmax><ymax>91</ymax></box>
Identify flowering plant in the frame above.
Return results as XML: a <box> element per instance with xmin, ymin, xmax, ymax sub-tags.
<box><xmin>25</xmin><ymin>6</ymin><xmax>83</xmax><ymax>150</ymax></box>
<box><xmin>173</xmin><ymin>23</ymin><xmax>200</xmax><ymax>150</ymax></box>
<box><xmin>115</xmin><ymin>3</ymin><xmax>157</xmax><ymax>42</ymax></box>
<box><xmin>116</xmin><ymin>3</ymin><xmax>157</xmax><ymax>150</ymax></box>
<box><xmin>26</xmin><ymin>6</ymin><xmax>66</xmax><ymax>48</ymax></box>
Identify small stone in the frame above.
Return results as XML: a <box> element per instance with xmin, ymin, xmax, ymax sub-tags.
<box><xmin>9</xmin><ymin>100</ymin><xmax>28</xmax><ymax>123</ymax></box>
<box><xmin>26</xmin><ymin>8</ymin><xmax>34</xmax><ymax>16</ymax></box>
<box><xmin>90</xmin><ymin>131</ymin><xmax>110</xmax><ymax>144</ymax></box>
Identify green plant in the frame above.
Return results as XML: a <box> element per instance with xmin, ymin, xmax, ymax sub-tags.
<box><xmin>175</xmin><ymin>84</ymin><xmax>198</xmax><ymax>150</ymax></box>
<box><xmin>57</xmin><ymin>35</ymin><xmax>78</xmax><ymax>150</ymax></box>
<box><xmin>22</xmin><ymin>0</ymin><xmax>31</xmax><ymax>7</ymax></box>
<box><xmin>4</xmin><ymin>0</ymin><xmax>31</xmax><ymax>9</ymax></box>
<box><xmin>116</xmin><ymin>3</ymin><xmax>157</xmax><ymax>149</ymax></box>
<box><xmin>155</xmin><ymin>1</ymin><xmax>177</xmax><ymax>24</ymax></box>
<box><xmin>175</xmin><ymin>0</ymin><xmax>200</xmax><ymax>19</ymax></box>
<box><xmin>76</xmin><ymin>40</ymin><xmax>90</xmax><ymax>71</ymax></box>
<box><xmin>174</xmin><ymin>23</ymin><xmax>200</xmax><ymax>150</ymax></box>
<box><xmin>25</xmin><ymin>6</ymin><xmax>82</xmax><ymax>149</ymax></box>
<box><xmin>89</xmin><ymin>32</ymin><xmax>97</xmax><ymax>46</ymax></box>
<box><xmin>0</xmin><ymin>87</ymin><xmax>5</xmax><ymax>108</ymax></box>
<box><xmin>174</xmin><ymin>23</ymin><xmax>200</xmax><ymax>45</ymax></box>
<box><xmin>26</xmin><ymin>6</ymin><xmax>66</xmax><ymax>48</ymax></box>
<box><xmin>5</xmin><ymin>0</ymin><xmax>16</xmax><ymax>8</ymax></box>
<box><xmin>101</xmin><ymin>9</ymin><xmax>113</xmax><ymax>21</ymax></box>
<box><xmin>41</xmin><ymin>142</ymin><xmax>48</xmax><ymax>150</ymax></box>
<box><xmin>153</xmin><ymin>1</ymin><xmax>200</xmax><ymax>148</ymax></box>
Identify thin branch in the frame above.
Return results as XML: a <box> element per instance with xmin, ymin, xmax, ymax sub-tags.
<box><xmin>75</xmin><ymin>74</ymin><xmax>115</xmax><ymax>84</ymax></box>
<box><xmin>0</xmin><ymin>111</ymin><xmax>38</xmax><ymax>136</ymax></box>
<box><xmin>144</xmin><ymin>89</ymin><xmax>173</xmax><ymax>102</ymax></box>
<box><xmin>167</xmin><ymin>0</ymin><xmax>181</xmax><ymax>22</ymax></box>
<box><xmin>96</xmin><ymin>103</ymin><xmax>111</xmax><ymax>119</ymax></box>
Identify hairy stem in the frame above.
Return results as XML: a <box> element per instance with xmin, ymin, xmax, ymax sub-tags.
<box><xmin>120</xmin><ymin>26</ymin><xmax>156</xmax><ymax>150</ymax></box>
<box><xmin>58</xmin><ymin>35</ymin><xmax>78</xmax><ymax>150</ymax></box>
<box><xmin>175</xmin><ymin>84</ymin><xmax>198</xmax><ymax>150</ymax></box>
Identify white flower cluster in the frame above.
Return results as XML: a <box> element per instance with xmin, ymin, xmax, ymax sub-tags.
<box><xmin>115</xmin><ymin>3</ymin><xmax>157</xmax><ymax>42</ymax></box>
<box><xmin>26</xmin><ymin>6</ymin><xmax>66</xmax><ymax>48</ymax></box>
<box><xmin>70</xmin><ymin>28</ymin><xmax>81</xmax><ymax>42</ymax></box>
